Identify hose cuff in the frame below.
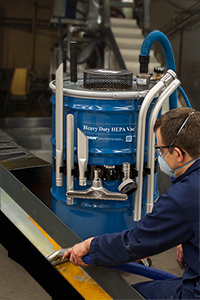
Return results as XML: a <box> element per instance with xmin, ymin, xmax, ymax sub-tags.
<box><xmin>139</xmin><ymin>55</ymin><xmax>150</xmax><ymax>74</ymax></box>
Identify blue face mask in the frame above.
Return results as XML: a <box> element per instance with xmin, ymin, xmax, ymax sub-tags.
<box><xmin>158</xmin><ymin>155</ymin><xmax>175</xmax><ymax>177</ymax></box>
<box><xmin>158</xmin><ymin>154</ymin><xmax>198</xmax><ymax>177</ymax></box>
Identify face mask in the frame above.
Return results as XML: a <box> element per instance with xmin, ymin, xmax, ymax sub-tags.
<box><xmin>158</xmin><ymin>154</ymin><xmax>199</xmax><ymax>177</ymax></box>
<box><xmin>158</xmin><ymin>155</ymin><xmax>175</xmax><ymax>177</ymax></box>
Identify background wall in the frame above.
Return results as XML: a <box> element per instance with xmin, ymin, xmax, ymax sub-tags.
<box><xmin>150</xmin><ymin>0</ymin><xmax>200</xmax><ymax>110</ymax></box>
<box><xmin>0</xmin><ymin>0</ymin><xmax>57</xmax><ymax>80</ymax></box>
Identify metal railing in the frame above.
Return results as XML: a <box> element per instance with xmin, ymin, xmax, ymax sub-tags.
<box><xmin>160</xmin><ymin>2</ymin><xmax>200</xmax><ymax>39</ymax></box>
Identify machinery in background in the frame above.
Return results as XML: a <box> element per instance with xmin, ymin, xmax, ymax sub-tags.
<box><xmin>50</xmin><ymin>0</ymin><xmax>128</xmax><ymax>80</ymax></box>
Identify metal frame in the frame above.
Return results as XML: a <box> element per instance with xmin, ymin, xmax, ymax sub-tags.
<box><xmin>0</xmin><ymin>163</ymin><xmax>144</xmax><ymax>299</ymax></box>
<box><xmin>102</xmin><ymin>0</ymin><xmax>126</xmax><ymax>69</ymax></box>
<box><xmin>0</xmin><ymin>211</ymin><xmax>83</xmax><ymax>299</ymax></box>
<box><xmin>50</xmin><ymin>0</ymin><xmax>126</xmax><ymax>76</ymax></box>
<box><xmin>49</xmin><ymin>78</ymin><xmax>152</xmax><ymax>100</ymax></box>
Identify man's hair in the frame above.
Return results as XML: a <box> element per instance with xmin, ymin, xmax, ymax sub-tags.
<box><xmin>154</xmin><ymin>107</ymin><xmax>200</xmax><ymax>158</ymax></box>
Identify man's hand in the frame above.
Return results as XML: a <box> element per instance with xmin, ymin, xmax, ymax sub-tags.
<box><xmin>62</xmin><ymin>237</ymin><xmax>94</xmax><ymax>267</ymax></box>
<box><xmin>176</xmin><ymin>244</ymin><xmax>185</xmax><ymax>269</ymax></box>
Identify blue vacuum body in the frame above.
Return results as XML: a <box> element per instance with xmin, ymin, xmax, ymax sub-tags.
<box><xmin>50</xmin><ymin>69</ymin><xmax>159</xmax><ymax>239</ymax></box>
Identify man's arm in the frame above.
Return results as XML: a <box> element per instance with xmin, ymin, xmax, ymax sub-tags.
<box><xmin>63</xmin><ymin>191</ymin><xmax>192</xmax><ymax>267</ymax></box>
<box><xmin>89</xmin><ymin>193</ymin><xmax>192</xmax><ymax>266</ymax></box>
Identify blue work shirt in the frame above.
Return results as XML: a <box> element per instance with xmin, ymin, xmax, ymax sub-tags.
<box><xmin>89</xmin><ymin>159</ymin><xmax>200</xmax><ymax>295</ymax></box>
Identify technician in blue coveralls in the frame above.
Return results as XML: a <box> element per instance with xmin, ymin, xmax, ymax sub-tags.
<box><xmin>63</xmin><ymin>107</ymin><xmax>200</xmax><ymax>299</ymax></box>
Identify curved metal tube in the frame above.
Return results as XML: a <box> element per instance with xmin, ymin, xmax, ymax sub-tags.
<box><xmin>146</xmin><ymin>79</ymin><xmax>181</xmax><ymax>215</ymax></box>
<box><xmin>49</xmin><ymin>79</ymin><xmax>152</xmax><ymax>100</ymax></box>
<box><xmin>134</xmin><ymin>70</ymin><xmax>176</xmax><ymax>222</ymax></box>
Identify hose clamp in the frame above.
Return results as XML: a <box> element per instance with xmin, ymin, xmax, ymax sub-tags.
<box><xmin>161</xmin><ymin>69</ymin><xmax>177</xmax><ymax>86</ymax></box>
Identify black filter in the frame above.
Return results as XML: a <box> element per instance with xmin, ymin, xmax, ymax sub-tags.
<box><xmin>84</xmin><ymin>69</ymin><xmax>133</xmax><ymax>90</ymax></box>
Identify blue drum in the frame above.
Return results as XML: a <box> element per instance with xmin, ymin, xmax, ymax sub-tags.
<box><xmin>50</xmin><ymin>69</ymin><xmax>159</xmax><ymax>239</ymax></box>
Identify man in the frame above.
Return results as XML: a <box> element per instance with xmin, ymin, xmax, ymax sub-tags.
<box><xmin>63</xmin><ymin>107</ymin><xmax>200</xmax><ymax>299</ymax></box>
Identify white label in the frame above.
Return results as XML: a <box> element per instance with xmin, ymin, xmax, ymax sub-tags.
<box><xmin>126</xmin><ymin>135</ymin><xmax>132</xmax><ymax>142</ymax></box>
<box><xmin>136</xmin><ymin>78</ymin><xmax>147</xmax><ymax>85</ymax></box>
<box><xmin>83</xmin><ymin>124</ymin><xmax>136</xmax><ymax>134</ymax></box>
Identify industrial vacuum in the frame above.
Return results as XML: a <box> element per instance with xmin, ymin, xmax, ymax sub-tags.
<box><xmin>50</xmin><ymin>31</ymin><xmax>188</xmax><ymax>240</ymax></box>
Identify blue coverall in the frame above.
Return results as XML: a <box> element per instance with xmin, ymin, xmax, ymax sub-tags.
<box><xmin>89</xmin><ymin>159</ymin><xmax>200</xmax><ymax>299</ymax></box>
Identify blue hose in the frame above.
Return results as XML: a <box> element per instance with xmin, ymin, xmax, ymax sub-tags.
<box><xmin>83</xmin><ymin>254</ymin><xmax>177</xmax><ymax>281</ymax></box>
<box><xmin>140</xmin><ymin>30</ymin><xmax>192</xmax><ymax>108</ymax></box>
<box><xmin>140</xmin><ymin>30</ymin><xmax>177</xmax><ymax>109</ymax></box>
<box><xmin>178</xmin><ymin>86</ymin><xmax>191</xmax><ymax>108</ymax></box>
<box><xmin>140</xmin><ymin>31</ymin><xmax>176</xmax><ymax>71</ymax></box>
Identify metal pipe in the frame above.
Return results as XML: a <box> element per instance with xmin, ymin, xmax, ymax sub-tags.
<box><xmin>134</xmin><ymin>70</ymin><xmax>176</xmax><ymax>222</ymax></box>
<box><xmin>122</xmin><ymin>162</ymin><xmax>131</xmax><ymax>182</ymax></box>
<box><xmin>58</xmin><ymin>18</ymin><xmax>63</xmax><ymax>66</ymax></box>
<box><xmin>66</xmin><ymin>25</ymin><xmax>73</xmax><ymax>74</ymax></box>
<box><xmin>146</xmin><ymin>79</ymin><xmax>181</xmax><ymax>215</ymax></box>
<box><xmin>66</xmin><ymin>114</ymin><xmax>74</xmax><ymax>205</ymax></box>
<box><xmin>31</xmin><ymin>2</ymin><xmax>37</xmax><ymax>71</ymax></box>
<box><xmin>102</xmin><ymin>0</ymin><xmax>126</xmax><ymax>69</ymax></box>
<box><xmin>55</xmin><ymin>63</ymin><xmax>63</xmax><ymax>186</ymax></box>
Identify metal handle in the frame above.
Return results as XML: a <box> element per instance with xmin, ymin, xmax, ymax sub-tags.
<box><xmin>66</xmin><ymin>114</ymin><xmax>74</xmax><ymax>205</ymax></box>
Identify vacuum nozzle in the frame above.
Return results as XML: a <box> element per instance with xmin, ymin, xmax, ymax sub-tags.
<box><xmin>118</xmin><ymin>162</ymin><xmax>137</xmax><ymax>196</ymax></box>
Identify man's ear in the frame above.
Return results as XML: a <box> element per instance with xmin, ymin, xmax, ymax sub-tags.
<box><xmin>174</xmin><ymin>147</ymin><xmax>184</xmax><ymax>163</ymax></box>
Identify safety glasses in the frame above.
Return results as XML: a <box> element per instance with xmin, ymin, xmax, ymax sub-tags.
<box><xmin>154</xmin><ymin>144</ymin><xmax>185</xmax><ymax>157</ymax></box>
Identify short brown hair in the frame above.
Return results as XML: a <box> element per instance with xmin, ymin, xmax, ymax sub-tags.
<box><xmin>154</xmin><ymin>107</ymin><xmax>200</xmax><ymax>158</ymax></box>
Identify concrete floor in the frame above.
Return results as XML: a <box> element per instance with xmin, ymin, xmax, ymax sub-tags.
<box><xmin>0</xmin><ymin>242</ymin><xmax>183</xmax><ymax>300</ymax></box>
<box><xmin>0</xmin><ymin>244</ymin><xmax>51</xmax><ymax>300</ymax></box>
